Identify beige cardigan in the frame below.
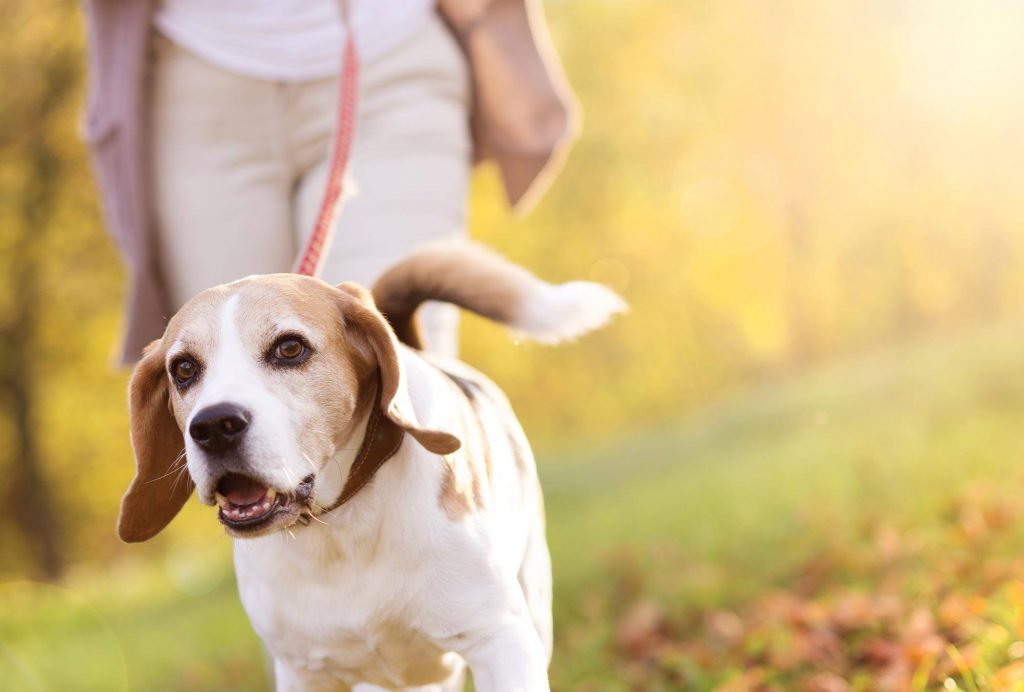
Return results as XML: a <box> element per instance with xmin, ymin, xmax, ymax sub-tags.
<box><xmin>82</xmin><ymin>0</ymin><xmax>578</xmax><ymax>363</ymax></box>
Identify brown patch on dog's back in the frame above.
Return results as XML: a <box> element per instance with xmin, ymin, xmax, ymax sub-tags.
<box><xmin>439</xmin><ymin>458</ymin><xmax>476</xmax><ymax>519</ymax></box>
<box><xmin>435</xmin><ymin>369</ymin><xmax>505</xmax><ymax>521</ymax></box>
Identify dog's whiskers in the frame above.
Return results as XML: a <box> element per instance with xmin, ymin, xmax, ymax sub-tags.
<box><xmin>278</xmin><ymin>458</ymin><xmax>297</xmax><ymax>486</ymax></box>
<box><xmin>301</xmin><ymin>452</ymin><xmax>318</xmax><ymax>471</ymax></box>
<box><xmin>146</xmin><ymin>449</ymin><xmax>188</xmax><ymax>484</ymax></box>
<box><xmin>169</xmin><ymin>465</ymin><xmax>190</xmax><ymax>496</ymax></box>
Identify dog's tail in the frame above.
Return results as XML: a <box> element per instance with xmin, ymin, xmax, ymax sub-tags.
<box><xmin>372</xmin><ymin>240</ymin><xmax>627</xmax><ymax>348</ymax></box>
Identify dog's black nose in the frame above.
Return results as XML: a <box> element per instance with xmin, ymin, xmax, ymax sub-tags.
<box><xmin>189</xmin><ymin>403</ymin><xmax>251</xmax><ymax>453</ymax></box>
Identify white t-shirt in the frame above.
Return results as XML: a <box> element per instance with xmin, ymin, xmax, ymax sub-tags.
<box><xmin>153</xmin><ymin>0</ymin><xmax>436</xmax><ymax>82</ymax></box>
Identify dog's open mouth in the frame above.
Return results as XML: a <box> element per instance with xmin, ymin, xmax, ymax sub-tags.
<box><xmin>215</xmin><ymin>473</ymin><xmax>290</xmax><ymax>531</ymax></box>
<box><xmin>212</xmin><ymin>472</ymin><xmax>315</xmax><ymax>536</ymax></box>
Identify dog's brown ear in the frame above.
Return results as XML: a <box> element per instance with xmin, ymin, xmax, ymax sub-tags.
<box><xmin>118</xmin><ymin>340</ymin><xmax>193</xmax><ymax>542</ymax></box>
<box><xmin>336</xmin><ymin>282</ymin><xmax>461</xmax><ymax>455</ymax></box>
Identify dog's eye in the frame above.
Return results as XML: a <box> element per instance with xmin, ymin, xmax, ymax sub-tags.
<box><xmin>277</xmin><ymin>339</ymin><xmax>304</xmax><ymax>359</ymax></box>
<box><xmin>269</xmin><ymin>337</ymin><xmax>310</xmax><ymax>365</ymax></box>
<box><xmin>172</xmin><ymin>358</ymin><xmax>199</xmax><ymax>387</ymax></box>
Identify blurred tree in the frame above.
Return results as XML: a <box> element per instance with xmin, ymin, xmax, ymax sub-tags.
<box><xmin>0</xmin><ymin>0</ymin><xmax>80</xmax><ymax>578</ymax></box>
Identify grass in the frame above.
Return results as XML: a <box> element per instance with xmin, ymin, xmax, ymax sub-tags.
<box><xmin>5</xmin><ymin>321</ymin><xmax>1024</xmax><ymax>690</ymax></box>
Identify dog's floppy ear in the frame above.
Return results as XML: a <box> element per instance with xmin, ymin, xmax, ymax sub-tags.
<box><xmin>118</xmin><ymin>339</ymin><xmax>193</xmax><ymax>542</ymax></box>
<box><xmin>336</xmin><ymin>282</ymin><xmax>461</xmax><ymax>455</ymax></box>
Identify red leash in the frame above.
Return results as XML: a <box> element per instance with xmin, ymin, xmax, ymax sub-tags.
<box><xmin>295</xmin><ymin>13</ymin><xmax>359</xmax><ymax>277</ymax></box>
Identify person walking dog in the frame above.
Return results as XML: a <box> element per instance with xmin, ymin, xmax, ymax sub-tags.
<box><xmin>82</xmin><ymin>0</ymin><xmax>577</xmax><ymax>362</ymax></box>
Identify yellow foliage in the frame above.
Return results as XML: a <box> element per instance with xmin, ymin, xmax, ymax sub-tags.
<box><xmin>5</xmin><ymin>0</ymin><xmax>1024</xmax><ymax>573</ymax></box>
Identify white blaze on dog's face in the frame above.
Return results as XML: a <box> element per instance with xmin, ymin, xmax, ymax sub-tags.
<box><xmin>160</xmin><ymin>277</ymin><xmax>370</xmax><ymax>537</ymax></box>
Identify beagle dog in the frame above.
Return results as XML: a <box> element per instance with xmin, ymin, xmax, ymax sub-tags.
<box><xmin>118</xmin><ymin>241</ymin><xmax>625</xmax><ymax>691</ymax></box>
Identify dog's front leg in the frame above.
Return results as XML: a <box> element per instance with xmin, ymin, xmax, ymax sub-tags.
<box><xmin>455</xmin><ymin>616</ymin><xmax>550</xmax><ymax>692</ymax></box>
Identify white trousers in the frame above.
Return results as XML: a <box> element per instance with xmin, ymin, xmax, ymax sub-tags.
<box><xmin>149</xmin><ymin>13</ymin><xmax>470</xmax><ymax>355</ymax></box>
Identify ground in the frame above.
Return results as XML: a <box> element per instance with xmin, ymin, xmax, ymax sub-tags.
<box><xmin>5</xmin><ymin>321</ymin><xmax>1024</xmax><ymax>691</ymax></box>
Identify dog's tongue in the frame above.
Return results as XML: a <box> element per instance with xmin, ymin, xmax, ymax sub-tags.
<box><xmin>217</xmin><ymin>473</ymin><xmax>268</xmax><ymax>506</ymax></box>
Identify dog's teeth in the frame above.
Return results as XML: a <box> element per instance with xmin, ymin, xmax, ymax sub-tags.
<box><xmin>219</xmin><ymin>488</ymin><xmax>279</xmax><ymax>525</ymax></box>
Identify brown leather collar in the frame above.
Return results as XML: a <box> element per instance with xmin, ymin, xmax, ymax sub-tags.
<box><xmin>297</xmin><ymin>371</ymin><xmax>405</xmax><ymax>525</ymax></box>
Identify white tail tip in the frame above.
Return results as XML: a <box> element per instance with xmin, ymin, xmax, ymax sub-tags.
<box><xmin>510</xmin><ymin>281</ymin><xmax>628</xmax><ymax>344</ymax></box>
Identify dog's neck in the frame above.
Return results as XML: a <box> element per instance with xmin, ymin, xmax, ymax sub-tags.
<box><xmin>308</xmin><ymin>405</ymin><xmax>375</xmax><ymax>518</ymax></box>
<box><xmin>299</xmin><ymin>370</ymin><xmax>406</xmax><ymax>526</ymax></box>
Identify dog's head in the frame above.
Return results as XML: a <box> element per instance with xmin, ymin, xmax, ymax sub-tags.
<box><xmin>118</xmin><ymin>275</ymin><xmax>460</xmax><ymax>542</ymax></box>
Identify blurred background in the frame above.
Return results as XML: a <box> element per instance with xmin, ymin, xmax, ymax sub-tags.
<box><xmin>5</xmin><ymin>0</ymin><xmax>1024</xmax><ymax>689</ymax></box>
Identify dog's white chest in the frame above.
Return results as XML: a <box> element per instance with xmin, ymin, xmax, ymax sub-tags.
<box><xmin>267</xmin><ymin>618</ymin><xmax>454</xmax><ymax>688</ymax></box>
<box><xmin>233</xmin><ymin>529</ymin><xmax>457</xmax><ymax>689</ymax></box>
